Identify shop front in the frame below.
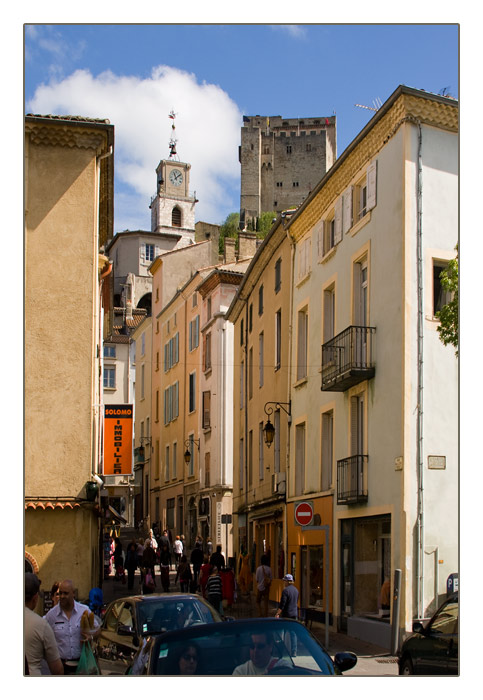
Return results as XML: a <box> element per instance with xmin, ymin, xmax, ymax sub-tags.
<box><xmin>286</xmin><ymin>496</ymin><xmax>333</xmax><ymax>624</ymax></box>
<box><xmin>249</xmin><ymin>505</ymin><xmax>285</xmax><ymax>603</ymax></box>
<box><xmin>338</xmin><ymin>513</ymin><xmax>392</xmax><ymax>648</ymax></box>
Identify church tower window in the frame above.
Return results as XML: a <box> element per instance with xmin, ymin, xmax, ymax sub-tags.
<box><xmin>172</xmin><ymin>206</ymin><xmax>182</xmax><ymax>227</ymax></box>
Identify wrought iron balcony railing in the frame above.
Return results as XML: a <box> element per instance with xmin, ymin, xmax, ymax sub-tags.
<box><xmin>337</xmin><ymin>454</ymin><xmax>368</xmax><ymax>505</ymax></box>
<box><xmin>321</xmin><ymin>325</ymin><xmax>376</xmax><ymax>391</ymax></box>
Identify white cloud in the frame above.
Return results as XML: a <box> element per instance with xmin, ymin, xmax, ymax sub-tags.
<box><xmin>26</xmin><ymin>65</ymin><xmax>242</xmax><ymax>230</ymax></box>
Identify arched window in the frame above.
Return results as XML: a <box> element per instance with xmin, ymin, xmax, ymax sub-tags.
<box><xmin>172</xmin><ymin>206</ymin><xmax>182</xmax><ymax>227</ymax></box>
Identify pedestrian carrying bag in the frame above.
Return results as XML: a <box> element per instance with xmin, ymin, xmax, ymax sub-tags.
<box><xmin>145</xmin><ymin>570</ymin><xmax>155</xmax><ymax>591</ymax></box>
<box><xmin>76</xmin><ymin>642</ymin><xmax>100</xmax><ymax>675</ymax></box>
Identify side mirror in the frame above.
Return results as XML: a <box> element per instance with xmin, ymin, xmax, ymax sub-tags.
<box><xmin>118</xmin><ymin>623</ymin><xmax>134</xmax><ymax>637</ymax></box>
<box><xmin>412</xmin><ymin>621</ymin><xmax>425</xmax><ymax>634</ymax></box>
<box><xmin>333</xmin><ymin>652</ymin><xmax>357</xmax><ymax>673</ymax></box>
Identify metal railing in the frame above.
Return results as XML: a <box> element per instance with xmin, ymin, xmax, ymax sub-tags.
<box><xmin>321</xmin><ymin>325</ymin><xmax>376</xmax><ymax>391</ymax></box>
<box><xmin>337</xmin><ymin>454</ymin><xmax>368</xmax><ymax>504</ymax></box>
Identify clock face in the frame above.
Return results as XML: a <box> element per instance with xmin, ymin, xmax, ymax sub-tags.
<box><xmin>169</xmin><ymin>169</ymin><xmax>183</xmax><ymax>187</ymax></box>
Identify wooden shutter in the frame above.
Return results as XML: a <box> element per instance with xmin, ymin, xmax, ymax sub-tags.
<box><xmin>366</xmin><ymin>161</ymin><xmax>377</xmax><ymax>210</ymax></box>
<box><xmin>343</xmin><ymin>186</ymin><xmax>353</xmax><ymax>234</ymax></box>
<box><xmin>334</xmin><ymin>197</ymin><xmax>343</xmax><ymax>244</ymax></box>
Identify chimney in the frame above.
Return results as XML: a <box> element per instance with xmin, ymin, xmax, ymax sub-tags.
<box><xmin>224</xmin><ymin>237</ymin><xmax>236</xmax><ymax>264</ymax></box>
<box><xmin>238</xmin><ymin>231</ymin><xmax>257</xmax><ymax>259</ymax></box>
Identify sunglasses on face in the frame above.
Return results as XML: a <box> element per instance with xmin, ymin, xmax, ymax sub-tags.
<box><xmin>250</xmin><ymin>642</ymin><xmax>269</xmax><ymax>650</ymax></box>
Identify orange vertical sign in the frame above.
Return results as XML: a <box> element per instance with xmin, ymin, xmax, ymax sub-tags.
<box><xmin>103</xmin><ymin>405</ymin><xmax>133</xmax><ymax>476</ymax></box>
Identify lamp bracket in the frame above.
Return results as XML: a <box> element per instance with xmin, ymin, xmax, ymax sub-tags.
<box><xmin>263</xmin><ymin>401</ymin><xmax>291</xmax><ymax>419</ymax></box>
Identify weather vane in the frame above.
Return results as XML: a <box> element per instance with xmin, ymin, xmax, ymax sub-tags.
<box><xmin>168</xmin><ymin>110</ymin><xmax>179</xmax><ymax>160</ymax></box>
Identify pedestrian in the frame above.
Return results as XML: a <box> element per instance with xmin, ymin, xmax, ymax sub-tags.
<box><xmin>144</xmin><ymin>528</ymin><xmax>158</xmax><ymax>553</ymax></box>
<box><xmin>125</xmin><ymin>539</ymin><xmax>138</xmax><ymax>591</ymax></box>
<box><xmin>205</xmin><ymin>566</ymin><xmax>223</xmax><ymax>613</ymax></box>
<box><xmin>210</xmin><ymin>544</ymin><xmax>225</xmax><ymax>571</ymax></box>
<box><xmin>220</xmin><ymin>566</ymin><xmax>236</xmax><ymax>610</ymax></box>
<box><xmin>44</xmin><ymin>579</ymin><xmax>99</xmax><ymax>674</ymax></box>
<box><xmin>25</xmin><ymin>573</ymin><xmax>63</xmax><ymax>675</ymax></box>
<box><xmin>47</xmin><ymin>581</ymin><xmax>60</xmax><ymax>611</ymax></box>
<box><xmin>113</xmin><ymin>538</ymin><xmax>125</xmax><ymax>582</ymax></box>
<box><xmin>199</xmin><ymin>554</ymin><xmax>211</xmax><ymax>598</ymax></box>
<box><xmin>141</xmin><ymin>540</ymin><xmax>157</xmax><ymax>593</ymax></box>
<box><xmin>159</xmin><ymin>543</ymin><xmax>171</xmax><ymax>592</ymax></box>
<box><xmin>238</xmin><ymin>549</ymin><xmax>252</xmax><ymax>595</ymax></box>
<box><xmin>255</xmin><ymin>554</ymin><xmax>272</xmax><ymax>617</ymax></box>
<box><xmin>275</xmin><ymin>574</ymin><xmax>299</xmax><ymax>656</ymax></box>
<box><xmin>173</xmin><ymin>535</ymin><xmax>183</xmax><ymax>566</ymax></box>
<box><xmin>206</xmin><ymin>538</ymin><xmax>213</xmax><ymax>557</ymax></box>
<box><xmin>175</xmin><ymin>554</ymin><xmax>193</xmax><ymax>592</ymax></box>
<box><xmin>190</xmin><ymin>542</ymin><xmax>204</xmax><ymax>590</ymax></box>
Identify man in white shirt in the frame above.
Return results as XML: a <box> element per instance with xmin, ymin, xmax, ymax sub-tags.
<box><xmin>232</xmin><ymin>632</ymin><xmax>289</xmax><ymax>675</ymax></box>
<box><xmin>45</xmin><ymin>579</ymin><xmax>99</xmax><ymax>674</ymax></box>
<box><xmin>24</xmin><ymin>573</ymin><xmax>63</xmax><ymax>675</ymax></box>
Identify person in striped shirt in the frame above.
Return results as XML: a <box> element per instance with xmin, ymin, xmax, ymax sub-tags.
<box><xmin>205</xmin><ymin>566</ymin><xmax>223</xmax><ymax>613</ymax></box>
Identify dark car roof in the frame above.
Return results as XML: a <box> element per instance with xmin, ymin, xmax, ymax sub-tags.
<box><xmin>107</xmin><ymin>593</ymin><xmax>211</xmax><ymax>605</ymax></box>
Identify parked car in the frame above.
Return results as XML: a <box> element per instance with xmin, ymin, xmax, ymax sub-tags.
<box><xmin>398</xmin><ymin>594</ymin><xmax>458</xmax><ymax>675</ymax></box>
<box><xmin>139</xmin><ymin>618</ymin><xmax>357</xmax><ymax>676</ymax></box>
<box><xmin>93</xmin><ymin>593</ymin><xmax>225</xmax><ymax>675</ymax></box>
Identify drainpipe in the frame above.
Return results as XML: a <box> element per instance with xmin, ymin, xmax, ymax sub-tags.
<box><xmin>416</xmin><ymin>121</ymin><xmax>425</xmax><ymax>620</ymax></box>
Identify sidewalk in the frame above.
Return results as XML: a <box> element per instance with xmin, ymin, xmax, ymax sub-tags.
<box><xmin>99</xmin><ymin>569</ymin><xmax>398</xmax><ymax>676</ymax></box>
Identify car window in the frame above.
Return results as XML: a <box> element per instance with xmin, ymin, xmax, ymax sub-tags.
<box><xmin>104</xmin><ymin>601</ymin><xmax>124</xmax><ymax>632</ymax></box>
<box><xmin>137</xmin><ymin>599</ymin><xmax>216</xmax><ymax>636</ymax></box>
<box><xmin>430</xmin><ymin>600</ymin><xmax>458</xmax><ymax>635</ymax></box>
<box><xmin>153</xmin><ymin>622</ymin><xmax>335</xmax><ymax>676</ymax></box>
<box><xmin>119</xmin><ymin>603</ymin><xmax>134</xmax><ymax>628</ymax></box>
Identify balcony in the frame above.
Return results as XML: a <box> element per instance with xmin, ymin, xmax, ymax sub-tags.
<box><xmin>321</xmin><ymin>325</ymin><xmax>376</xmax><ymax>392</ymax></box>
<box><xmin>337</xmin><ymin>455</ymin><xmax>368</xmax><ymax>505</ymax></box>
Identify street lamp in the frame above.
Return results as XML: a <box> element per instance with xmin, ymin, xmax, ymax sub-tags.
<box><xmin>263</xmin><ymin>401</ymin><xmax>291</xmax><ymax>447</ymax></box>
<box><xmin>184</xmin><ymin>438</ymin><xmax>200</xmax><ymax>464</ymax></box>
<box><xmin>138</xmin><ymin>436</ymin><xmax>152</xmax><ymax>462</ymax></box>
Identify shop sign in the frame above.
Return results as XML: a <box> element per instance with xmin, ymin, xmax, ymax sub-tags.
<box><xmin>103</xmin><ymin>404</ymin><xmax>133</xmax><ymax>475</ymax></box>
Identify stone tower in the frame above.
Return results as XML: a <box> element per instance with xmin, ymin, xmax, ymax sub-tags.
<box><xmin>239</xmin><ymin>115</ymin><xmax>336</xmax><ymax>228</ymax></box>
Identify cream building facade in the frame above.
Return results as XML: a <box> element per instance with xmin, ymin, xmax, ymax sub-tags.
<box><xmin>285</xmin><ymin>85</ymin><xmax>458</xmax><ymax>646</ymax></box>
<box><xmin>25</xmin><ymin>114</ymin><xmax>114</xmax><ymax>600</ymax></box>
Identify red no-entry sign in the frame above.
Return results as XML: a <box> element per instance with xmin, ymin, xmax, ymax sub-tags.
<box><xmin>294</xmin><ymin>501</ymin><xmax>314</xmax><ymax>526</ymax></box>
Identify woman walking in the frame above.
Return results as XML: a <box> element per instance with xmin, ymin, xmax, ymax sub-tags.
<box><xmin>175</xmin><ymin>555</ymin><xmax>193</xmax><ymax>593</ymax></box>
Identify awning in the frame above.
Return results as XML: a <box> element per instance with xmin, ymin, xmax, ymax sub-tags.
<box><xmin>107</xmin><ymin>504</ymin><xmax>127</xmax><ymax>524</ymax></box>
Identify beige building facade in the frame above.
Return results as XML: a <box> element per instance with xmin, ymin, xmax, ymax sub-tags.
<box><xmin>25</xmin><ymin>114</ymin><xmax>114</xmax><ymax>601</ymax></box>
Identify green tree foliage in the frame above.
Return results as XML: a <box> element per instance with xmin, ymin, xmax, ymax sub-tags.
<box><xmin>256</xmin><ymin>211</ymin><xmax>277</xmax><ymax>238</ymax></box>
<box><xmin>219</xmin><ymin>212</ymin><xmax>240</xmax><ymax>254</ymax></box>
<box><xmin>436</xmin><ymin>247</ymin><xmax>458</xmax><ymax>355</ymax></box>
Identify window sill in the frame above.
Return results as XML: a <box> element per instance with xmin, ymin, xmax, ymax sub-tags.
<box><xmin>294</xmin><ymin>377</ymin><xmax>308</xmax><ymax>389</ymax></box>
<box><xmin>350</xmin><ymin>210</ymin><xmax>371</xmax><ymax>237</ymax></box>
<box><xmin>318</xmin><ymin>246</ymin><xmax>337</xmax><ymax>264</ymax></box>
<box><xmin>296</xmin><ymin>271</ymin><xmax>311</xmax><ymax>288</ymax></box>
<box><xmin>104</xmin><ymin>386</ymin><xmax>116</xmax><ymax>391</ymax></box>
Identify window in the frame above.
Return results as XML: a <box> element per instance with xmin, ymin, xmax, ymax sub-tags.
<box><xmin>165</xmin><ymin>445</ymin><xmax>170</xmax><ymax>481</ymax></box>
<box><xmin>298</xmin><ymin>237</ymin><xmax>311</xmax><ymax>281</ymax></box>
<box><xmin>293</xmin><ymin>181</ymin><xmax>299</xmax><ymax>187</ymax></box>
<box><xmin>249</xmin><ymin>304</ymin><xmax>253</xmax><ymax>332</ymax></box>
<box><xmin>202</xmin><ymin>391</ymin><xmax>211</xmax><ymax>429</ymax></box>
<box><xmin>155</xmin><ymin>390</ymin><xmax>159</xmax><ymax>422</ymax></box>
<box><xmin>433</xmin><ymin>261</ymin><xmax>452</xmax><ymax>316</ymax></box>
<box><xmin>104</xmin><ymin>345</ymin><xmax>116</xmax><ymax>358</ymax></box>
<box><xmin>172</xmin><ymin>206</ymin><xmax>182</xmax><ymax>227</ymax></box>
<box><xmin>155</xmin><ymin>440</ymin><xmax>160</xmax><ymax>480</ymax></box>
<box><xmin>274</xmin><ymin>410</ymin><xmax>281</xmax><ymax>473</ymax></box>
<box><xmin>286</xmin><ymin>145</ymin><xmax>292</xmax><ymax>154</ymax></box>
<box><xmin>275</xmin><ymin>310</ymin><xmax>282</xmax><ymax>370</ymax></box>
<box><xmin>207</xmin><ymin>297</ymin><xmax>212</xmax><ymax>321</ymax></box>
<box><xmin>259</xmin><ymin>333</ymin><xmax>264</xmax><ymax>387</ymax></box>
<box><xmin>164</xmin><ymin>333</ymin><xmax>179</xmax><ymax>371</ymax></box>
<box><xmin>295</xmin><ymin>423</ymin><xmax>306</xmax><ymax>495</ymax></box>
<box><xmin>189</xmin><ymin>372</ymin><xmax>196</xmax><ymax>413</ymax></box>
<box><xmin>239</xmin><ymin>438</ymin><xmax>244</xmax><ymax>490</ymax></box>
<box><xmin>351</xmin><ymin>394</ymin><xmax>365</xmax><ymax>456</ymax></box>
<box><xmin>264</xmin><ymin>146</ymin><xmax>270</xmax><ymax>154</ymax></box>
<box><xmin>167</xmin><ymin>498</ymin><xmax>175</xmax><ymax>528</ymax></box>
<box><xmin>187</xmin><ymin>435</ymin><xmax>195</xmax><ymax>477</ymax></box>
<box><xmin>172</xmin><ymin>442</ymin><xmax>177</xmax><ymax>479</ymax></box>
<box><xmin>141</xmin><ymin>332</ymin><xmax>145</xmax><ymax>356</ymax></box>
<box><xmin>296</xmin><ymin>307</ymin><xmax>308</xmax><ymax>381</ymax></box>
<box><xmin>240</xmin><ymin>360</ymin><xmax>244</xmax><ymax>409</ymax></box>
<box><xmin>141</xmin><ymin>364</ymin><xmax>145</xmax><ymax>399</ymax></box>
<box><xmin>320</xmin><ymin>209</ymin><xmax>342</xmax><ymax>257</ymax></box>
<box><xmin>275</xmin><ymin>258</ymin><xmax>282</xmax><ymax>293</ymax></box>
<box><xmin>248</xmin><ymin>430</ymin><xmax>253</xmax><ymax>487</ymax></box>
<box><xmin>164</xmin><ymin>382</ymin><xmax>179</xmax><ymax>424</ymax></box>
<box><xmin>306</xmin><ymin>143</ymin><xmax>312</xmax><ymax>152</ymax></box>
<box><xmin>259</xmin><ymin>422</ymin><xmax>264</xmax><ymax>480</ymax></box>
<box><xmin>321</xmin><ymin>411</ymin><xmax>334</xmax><ymax>491</ymax></box>
<box><xmin>189</xmin><ymin>316</ymin><xmax>200</xmax><ymax>351</ymax></box>
<box><xmin>203</xmin><ymin>332</ymin><xmax>212</xmax><ymax>371</ymax></box>
<box><xmin>276</xmin><ymin>182</ymin><xmax>283</xmax><ymax>188</ymax></box>
<box><xmin>204</xmin><ymin>452</ymin><xmax>211</xmax><ymax>488</ymax></box>
<box><xmin>323</xmin><ymin>286</ymin><xmax>335</xmax><ymax>342</ymax></box>
<box><xmin>104</xmin><ymin>366</ymin><xmax>115</xmax><ymax>389</ymax></box>
<box><xmin>353</xmin><ymin>258</ymin><xmax>368</xmax><ymax>326</ymax></box>
<box><xmin>258</xmin><ymin>285</ymin><xmax>264</xmax><ymax>315</ymax></box>
<box><xmin>192</xmin><ymin>293</ymin><xmax>198</xmax><ymax>308</ymax></box>
<box><xmin>155</xmin><ymin>351</ymin><xmax>159</xmax><ymax>372</ymax></box>
<box><xmin>145</xmin><ymin>244</ymin><xmax>155</xmax><ymax>262</ymax></box>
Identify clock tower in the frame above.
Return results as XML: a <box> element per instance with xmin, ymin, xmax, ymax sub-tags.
<box><xmin>150</xmin><ymin>112</ymin><xmax>197</xmax><ymax>247</ymax></box>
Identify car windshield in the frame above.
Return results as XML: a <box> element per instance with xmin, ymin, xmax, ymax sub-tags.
<box><xmin>152</xmin><ymin>620</ymin><xmax>335</xmax><ymax>676</ymax></box>
<box><xmin>137</xmin><ymin>598</ymin><xmax>221</xmax><ymax>636</ymax></box>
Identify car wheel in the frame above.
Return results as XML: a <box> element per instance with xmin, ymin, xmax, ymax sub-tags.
<box><xmin>399</xmin><ymin>657</ymin><xmax>414</xmax><ymax>675</ymax></box>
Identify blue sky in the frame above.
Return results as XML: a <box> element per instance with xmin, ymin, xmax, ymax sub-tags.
<box><xmin>25</xmin><ymin>24</ymin><xmax>459</xmax><ymax>235</ymax></box>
